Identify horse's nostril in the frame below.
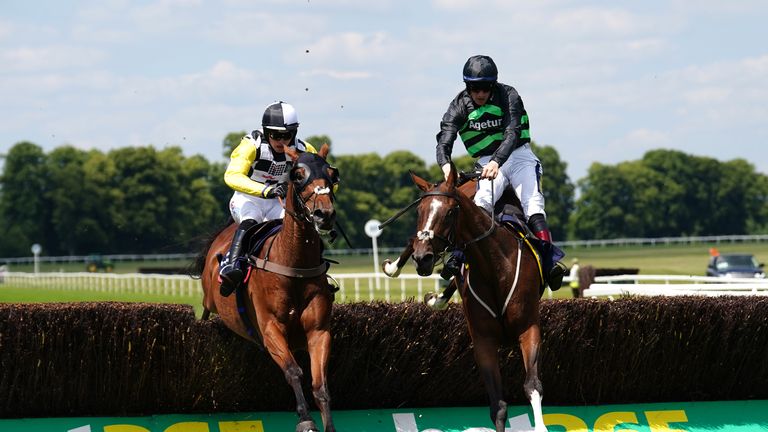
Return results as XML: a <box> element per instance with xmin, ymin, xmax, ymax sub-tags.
<box><xmin>313</xmin><ymin>209</ymin><xmax>335</xmax><ymax>220</ymax></box>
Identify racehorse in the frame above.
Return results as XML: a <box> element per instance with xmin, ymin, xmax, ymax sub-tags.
<box><xmin>196</xmin><ymin>144</ymin><xmax>338</xmax><ymax>432</ymax></box>
<box><xmin>399</xmin><ymin>164</ymin><xmax>548</xmax><ymax>432</ymax></box>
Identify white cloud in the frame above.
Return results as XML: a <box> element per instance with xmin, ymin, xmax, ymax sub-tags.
<box><xmin>0</xmin><ymin>20</ymin><xmax>12</xmax><ymax>41</ymax></box>
<box><xmin>304</xmin><ymin>32</ymin><xmax>403</xmax><ymax>64</ymax></box>
<box><xmin>300</xmin><ymin>69</ymin><xmax>372</xmax><ymax>80</ymax></box>
<box><xmin>0</xmin><ymin>45</ymin><xmax>107</xmax><ymax>73</ymax></box>
<box><xmin>549</xmin><ymin>8</ymin><xmax>644</xmax><ymax>36</ymax></box>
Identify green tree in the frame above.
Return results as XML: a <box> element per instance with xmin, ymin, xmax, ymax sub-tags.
<box><xmin>747</xmin><ymin>172</ymin><xmax>768</xmax><ymax>234</ymax></box>
<box><xmin>108</xmin><ymin>146</ymin><xmax>181</xmax><ymax>253</ymax></box>
<box><xmin>45</xmin><ymin>146</ymin><xmax>102</xmax><ymax>255</ymax></box>
<box><xmin>0</xmin><ymin>142</ymin><xmax>48</xmax><ymax>256</ymax></box>
<box><xmin>304</xmin><ymin>134</ymin><xmax>333</xmax><ymax>149</ymax></box>
<box><xmin>531</xmin><ymin>142</ymin><xmax>575</xmax><ymax>240</ymax></box>
<box><xmin>570</xmin><ymin>163</ymin><xmax>636</xmax><ymax>239</ymax></box>
<box><xmin>222</xmin><ymin>131</ymin><xmax>247</xmax><ymax>159</ymax></box>
<box><xmin>81</xmin><ymin>150</ymin><xmax>121</xmax><ymax>253</ymax></box>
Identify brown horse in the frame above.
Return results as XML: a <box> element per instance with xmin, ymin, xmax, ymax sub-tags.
<box><xmin>406</xmin><ymin>164</ymin><xmax>547</xmax><ymax>432</ymax></box>
<box><xmin>197</xmin><ymin>144</ymin><xmax>338</xmax><ymax>432</ymax></box>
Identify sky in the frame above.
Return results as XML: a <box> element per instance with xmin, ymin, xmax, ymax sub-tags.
<box><xmin>1</xmin><ymin>0</ymin><xmax>767</xmax><ymax>184</ymax></box>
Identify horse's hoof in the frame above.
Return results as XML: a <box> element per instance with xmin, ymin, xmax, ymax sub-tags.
<box><xmin>296</xmin><ymin>420</ymin><xmax>319</xmax><ymax>432</ymax></box>
<box><xmin>424</xmin><ymin>292</ymin><xmax>437</xmax><ymax>303</ymax></box>
<box><xmin>382</xmin><ymin>259</ymin><xmax>401</xmax><ymax>277</ymax></box>
<box><xmin>424</xmin><ymin>292</ymin><xmax>449</xmax><ymax>310</ymax></box>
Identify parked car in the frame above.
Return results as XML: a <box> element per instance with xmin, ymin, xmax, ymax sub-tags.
<box><xmin>706</xmin><ymin>253</ymin><xmax>765</xmax><ymax>278</ymax></box>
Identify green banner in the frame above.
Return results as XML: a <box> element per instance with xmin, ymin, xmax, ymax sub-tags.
<box><xmin>2</xmin><ymin>400</ymin><xmax>767</xmax><ymax>431</ymax></box>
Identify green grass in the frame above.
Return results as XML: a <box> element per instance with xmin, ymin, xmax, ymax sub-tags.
<box><xmin>1</xmin><ymin>241</ymin><xmax>765</xmax><ymax>310</ymax></box>
<box><xmin>0</xmin><ymin>285</ymin><xmax>204</xmax><ymax>315</ymax></box>
<box><xmin>561</xmin><ymin>241</ymin><xmax>768</xmax><ymax>276</ymax></box>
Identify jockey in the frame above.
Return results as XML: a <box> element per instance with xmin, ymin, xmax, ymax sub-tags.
<box><xmin>435</xmin><ymin>55</ymin><xmax>567</xmax><ymax>293</ymax></box>
<box><xmin>218</xmin><ymin>101</ymin><xmax>317</xmax><ymax>296</ymax></box>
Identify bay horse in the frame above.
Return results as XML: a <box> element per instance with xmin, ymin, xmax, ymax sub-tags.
<box><xmin>197</xmin><ymin>144</ymin><xmax>338</xmax><ymax>432</ymax></box>
<box><xmin>404</xmin><ymin>164</ymin><xmax>548</xmax><ymax>432</ymax></box>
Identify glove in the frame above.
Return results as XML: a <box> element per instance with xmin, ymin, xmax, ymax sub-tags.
<box><xmin>264</xmin><ymin>182</ymin><xmax>288</xmax><ymax>199</ymax></box>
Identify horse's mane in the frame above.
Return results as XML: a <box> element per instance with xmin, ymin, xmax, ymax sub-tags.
<box><xmin>188</xmin><ymin>216</ymin><xmax>234</xmax><ymax>278</ymax></box>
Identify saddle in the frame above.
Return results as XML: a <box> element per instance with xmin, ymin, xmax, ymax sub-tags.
<box><xmin>458</xmin><ymin>173</ymin><xmax>564</xmax><ymax>293</ymax></box>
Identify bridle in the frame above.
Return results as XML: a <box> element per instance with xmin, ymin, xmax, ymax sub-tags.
<box><xmin>284</xmin><ymin>183</ymin><xmax>331</xmax><ymax>230</ymax></box>
<box><xmin>414</xmin><ymin>190</ymin><xmax>461</xmax><ymax>260</ymax></box>
<box><xmin>281</xmin><ymin>155</ymin><xmax>349</xmax><ymax>245</ymax></box>
<box><xmin>379</xmin><ymin>185</ymin><xmax>496</xmax><ymax>259</ymax></box>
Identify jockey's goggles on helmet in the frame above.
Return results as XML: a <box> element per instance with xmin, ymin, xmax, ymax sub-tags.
<box><xmin>268</xmin><ymin>130</ymin><xmax>293</xmax><ymax>141</ymax></box>
<box><xmin>466</xmin><ymin>81</ymin><xmax>493</xmax><ymax>93</ymax></box>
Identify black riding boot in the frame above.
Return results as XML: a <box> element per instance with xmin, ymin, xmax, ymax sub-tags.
<box><xmin>528</xmin><ymin>213</ymin><xmax>567</xmax><ymax>291</ymax></box>
<box><xmin>219</xmin><ymin>219</ymin><xmax>258</xmax><ymax>297</ymax></box>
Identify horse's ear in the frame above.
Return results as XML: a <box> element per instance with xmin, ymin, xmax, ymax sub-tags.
<box><xmin>410</xmin><ymin>170</ymin><xmax>432</xmax><ymax>192</ymax></box>
<box><xmin>447</xmin><ymin>162</ymin><xmax>458</xmax><ymax>188</ymax></box>
<box><xmin>319</xmin><ymin>143</ymin><xmax>330</xmax><ymax>159</ymax></box>
<box><xmin>285</xmin><ymin>145</ymin><xmax>299</xmax><ymax>162</ymax></box>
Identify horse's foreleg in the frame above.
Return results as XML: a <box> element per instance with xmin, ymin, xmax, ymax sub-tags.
<box><xmin>382</xmin><ymin>237</ymin><xmax>415</xmax><ymax>277</ymax></box>
<box><xmin>519</xmin><ymin>323</ymin><xmax>546</xmax><ymax>432</ymax></box>
<box><xmin>262</xmin><ymin>320</ymin><xmax>318</xmax><ymax>432</ymax></box>
<box><xmin>307</xmin><ymin>328</ymin><xmax>335</xmax><ymax>432</ymax></box>
<box><xmin>471</xmin><ymin>336</ymin><xmax>507</xmax><ymax>432</ymax></box>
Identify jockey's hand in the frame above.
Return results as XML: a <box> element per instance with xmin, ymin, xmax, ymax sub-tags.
<box><xmin>481</xmin><ymin>160</ymin><xmax>500</xmax><ymax>180</ymax></box>
<box><xmin>264</xmin><ymin>182</ymin><xmax>288</xmax><ymax>199</ymax></box>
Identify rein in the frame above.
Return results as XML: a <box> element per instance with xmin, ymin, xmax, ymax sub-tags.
<box><xmin>379</xmin><ymin>184</ymin><xmax>496</xmax><ymax>251</ymax></box>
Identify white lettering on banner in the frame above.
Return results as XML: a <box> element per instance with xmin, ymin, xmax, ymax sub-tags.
<box><xmin>392</xmin><ymin>413</ymin><xmax>533</xmax><ymax>432</ymax></box>
<box><xmin>68</xmin><ymin>427</ymin><xmax>92</xmax><ymax>432</ymax></box>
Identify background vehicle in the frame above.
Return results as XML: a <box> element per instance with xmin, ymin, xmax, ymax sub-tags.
<box><xmin>707</xmin><ymin>253</ymin><xmax>765</xmax><ymax>278</ymax></box>
<box><xmin>85</xmin><ymin>255</ymin><xmax>114</xmax><ymax>273</ymax></box>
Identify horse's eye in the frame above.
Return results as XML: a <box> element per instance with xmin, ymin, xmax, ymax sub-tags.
<box><xmin>328</xmin><ymin>166</ymin><xmax>340</xmax><ymax>184</ymax></box>
<box><xmin>291</xmin><ymin>168</ymin><xmax>305</xmax><ymax>183</ymax></box>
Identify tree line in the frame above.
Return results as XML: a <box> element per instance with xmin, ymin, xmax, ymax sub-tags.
<box><xmin>0</xmin><ymin>136</ymin><xmax>765</xmax><ymax>258</ymax></box>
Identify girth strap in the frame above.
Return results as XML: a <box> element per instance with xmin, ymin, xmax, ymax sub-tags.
<box><xmin>252</xmin><ymin>257</ymin><xmax>330</xmax><ymax>278</ymax></box>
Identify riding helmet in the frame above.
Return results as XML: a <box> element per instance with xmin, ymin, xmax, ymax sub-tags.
<box><xmin>262</xmin><ymin>101</ymin><xmax>300</xmax><ymax>131</ymax></box>
<box><xmin>462</xmin><ymin>55</ymin><xmax>498</xmax><ymax>82</ymax></box>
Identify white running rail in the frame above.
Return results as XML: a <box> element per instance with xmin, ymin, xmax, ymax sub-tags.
<box><xmin>3</xmin><ymin>271</ymin><xmax>767</xmax><ymax>301</ymax></box>
<box><xmin>584</xmin><ymin>274</ymin><xmax>768</xmax><ymax>298</ymax></box>
<box><xmin>0</xmin><ymin>271</ymin><xmax>449</xmax><ymax>303</ymax></box>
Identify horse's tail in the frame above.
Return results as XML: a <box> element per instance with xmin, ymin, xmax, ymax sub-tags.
<box><xmin>187</xmin><ymin>216</ymin><xmax>234</xmax><ymax>278</ymax></box>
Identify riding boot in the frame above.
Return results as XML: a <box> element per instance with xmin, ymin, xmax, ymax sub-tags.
<box><xmin>219</xmin><ymin>219</ymin><xmax>258</xmax><ymax>297</ymax></box>
<box><xmin>528</xmin><ymin>214</ymin><xmax>567</xmax><ymax>291</ymax></box>
<box><xmin>440</xmin><ymin>249</ymin><xmax>465</xmax><ymax>281</ymax></box>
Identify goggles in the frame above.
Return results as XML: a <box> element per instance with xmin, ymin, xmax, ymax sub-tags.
<box><xmin>269</xmin><ymin>130</ymin><xmax>293</xmax><ymax>141</ymax></box>
<box><xmin>466</xmin><ymin>82</ymin><xmax>494</xmax><ymax>93</ymax></box>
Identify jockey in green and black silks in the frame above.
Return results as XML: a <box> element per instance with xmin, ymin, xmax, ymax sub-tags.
<box><xmin>435</xmin><ymin>54</ymin><xmax>567</xmax><ymax>293</ymax></box>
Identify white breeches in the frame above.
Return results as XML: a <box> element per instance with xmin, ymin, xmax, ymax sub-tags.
<box><xmin>229</xmin><ymin>191</ymin><xmax>284</xmax><ymax>224</ymax></box>
<box><xmin>473</xmin><ymin>144</ymin><xmax>546</xmax><ymax>220</ymax></box>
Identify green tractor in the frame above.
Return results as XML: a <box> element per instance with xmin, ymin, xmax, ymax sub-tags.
<box><xmin>85</xmin><ymin>254</ymin><xmax>114</xmax><ymax>273</ymax></box>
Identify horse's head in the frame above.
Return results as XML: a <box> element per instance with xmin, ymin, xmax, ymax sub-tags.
<box><xmin>409</xmin><ymin>164</ymin><xmax>461</xmax><ymax>276</ymax></box>
<box><xmin>285</xmin><ymin>143</ymin><xmax>339</xmax><ymax>234</ymax></box>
